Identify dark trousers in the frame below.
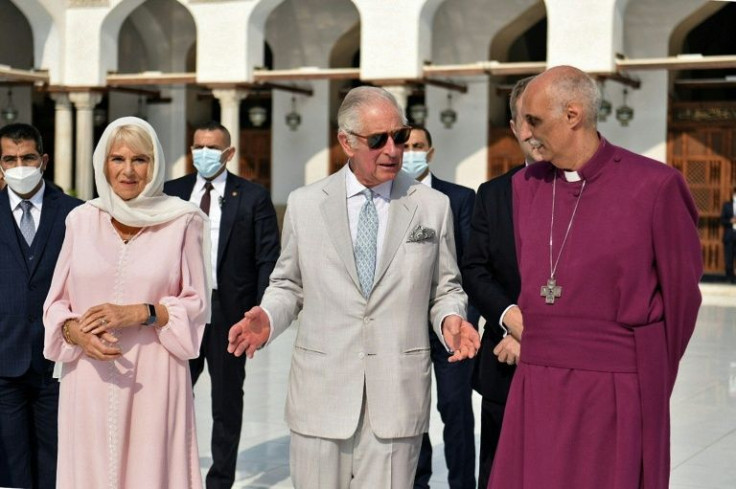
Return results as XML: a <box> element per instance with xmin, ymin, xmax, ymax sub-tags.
<box><xmin>414</xmin><ymin>330</ymin><xmax>476</xmax><ymax>489</ymax></box>
<box><xmin>725</xmin><ymin>238</ymin><xmax>735</xmax><ymax>280</ymax></box>
<box><xmin>477</xmin><ymin>397</ymin><xmax>506</xmax><ymax>489</ymax></box>
<box><xmin>0</xmin><ymin>369</ymin><xmax>59</xmax><ymax>489</ymax></box>
<box><xmin>190</xmin><ymin>292</ymin><xmax>246</xmax><ymax>489</ymax></box>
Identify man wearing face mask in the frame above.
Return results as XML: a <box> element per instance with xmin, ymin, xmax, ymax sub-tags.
<box><xmin>404</xmin><ymin>126</ymin><xmax>479</xmax><ymax>489</ymax></box>
<box><xmin>164</xmin><ymin>121</ymin><xmax>280</xmax><ymax>489</ymax></box>
<box><xmin>0</xmin><ymin>123</ymin><xmax>82</xmax><ymax>489</ymax></box>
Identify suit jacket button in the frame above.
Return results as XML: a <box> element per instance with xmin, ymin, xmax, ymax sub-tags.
<box><xmin>358</xmin><ymin>352</ymin><xmax>365</xmax><ymax>359</ymax></box>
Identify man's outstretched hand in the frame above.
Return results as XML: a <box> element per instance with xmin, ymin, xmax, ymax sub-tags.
<box><xmin>442</xmin><ymin>315</ymin><xmax>481</xmax><ymax>362</ymax></box>
<box><xmin>227</xmin><ymin>306</ymin><xmax>271</xmax><ymax>358</ymax></box>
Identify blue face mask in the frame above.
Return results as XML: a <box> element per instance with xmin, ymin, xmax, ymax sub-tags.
<box><xmin>192</xmin><ymin>148</ymin><xmax>224</xmax><ymax>178</ymax></box>
<box><xmin>401</xmin><ymin>151</ymin><xmax>429</xmax><ymax>180</ymax></box>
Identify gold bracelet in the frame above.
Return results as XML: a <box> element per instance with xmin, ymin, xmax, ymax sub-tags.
<box><xmin>62</xmin><ymin>320</ymin><xmax>77</xmax><ymax>346</ymax></box>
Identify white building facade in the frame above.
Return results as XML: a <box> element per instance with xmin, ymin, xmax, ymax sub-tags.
<box><xmin>1</xmin><ymin>0</ymin><xmax>735</xmax><ymax>271</ymax></box>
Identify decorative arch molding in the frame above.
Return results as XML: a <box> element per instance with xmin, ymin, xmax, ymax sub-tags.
<box><xmin>489</xmin><ymin>1</ymin><xmax>545</xmax><ymax>63</ymax></box>
<box><xmin>669</xmin><ymin>1</ymin><xmax>727</xmax><ymax>56</ymax></box>
<box><xmin>7</xmin><ymin>0</ymin><xmax>60</xmax><ymax>79</ymax></box>
<box><xmin>99</xmin><ymin>0</ymin><xmax>148</xmax><ymax>82</ymax></box>
<box><xmin>119</xmin><ymin>0</ymin><xmax>196</xmax><ymax>73</ymax></box>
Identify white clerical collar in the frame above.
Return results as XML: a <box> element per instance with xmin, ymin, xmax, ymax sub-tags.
<box><xmin>563</xmin><ymin>170</ymin><xmax>582</xmax><ymax>182</ymax></box>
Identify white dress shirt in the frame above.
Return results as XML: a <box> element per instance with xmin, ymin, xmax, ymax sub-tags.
<box><xmin>345</xmin><ymin>166</ymin><xmax>393</xmax><ymax>267</ymax></box>
<box><xmin>189</xmin><ymin>171</ymin><xmax>227</xmax><ymax>289</ymax></box>
<box><xmin>7</xmin><ymin>181</ymin><xmax>45</xmax><ymax>236</ymax></box>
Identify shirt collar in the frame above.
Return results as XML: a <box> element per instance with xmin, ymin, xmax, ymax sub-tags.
<box><xmin>420</xmin><ymin>172</ymin><xmax>432</xmax><ymax>187</ymax></box>
<box><xmin>8</xmin><ymin>180</ymin><xmax>45</xmax><ymax>211</ymax></box>
<box><xmin>345</xmin><ymin>162</ymin><xmax>393</xmax><ymax>200</ymax></box>
<box><xmin>196</xmin><ymin>169</ymin><xmax>227</xmax><ymax>194</ymax></box>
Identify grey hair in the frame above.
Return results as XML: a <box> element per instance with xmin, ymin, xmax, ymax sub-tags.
<box><xmin>337</xmin><ymin>86</ymin><xmax>407</xmax><ymax>147</ymax></box>
<box><xmin>509</xmin><ymin>75</ymin><xmax>535</xmax><ymax>123</ymax></box>
<box><xmin>548</xmin><ymin>69</ymin><xmax>601</xmax><ymax>127</ymax></box>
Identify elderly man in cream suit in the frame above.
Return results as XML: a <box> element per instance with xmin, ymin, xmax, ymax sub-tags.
<box><xmin>227</xmin><ymin>86</ymin><xmax>480</xmax><ymax>489</ymax></box>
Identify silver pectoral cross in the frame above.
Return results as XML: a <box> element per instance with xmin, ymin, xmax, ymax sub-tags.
<box><xmin>541</xmin><ymin>277</ymin><xmax>562</xmax><ymax>304</ymax></box>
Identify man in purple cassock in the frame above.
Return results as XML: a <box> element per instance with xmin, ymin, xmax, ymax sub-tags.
<box><xmin>488</xmin><ymin>66</ymin><xmax>702</xmax><ymax>489</ymax></box>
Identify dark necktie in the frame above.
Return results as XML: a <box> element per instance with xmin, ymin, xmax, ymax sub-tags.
<box><xmin>20</xmin><ymin>200</ymin><xmax>36</xmax><ymax>246</ymax></box>
<box><xmin>200</xmin><ymin>182</ymin><xmax>213</xmax><ymax>216</ymax></box>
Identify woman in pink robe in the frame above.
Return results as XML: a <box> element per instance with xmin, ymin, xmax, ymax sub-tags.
<box><xmin>44</xmin><ymin>117</ymin><xmax>211</xmax><ymax>489</ymax></box>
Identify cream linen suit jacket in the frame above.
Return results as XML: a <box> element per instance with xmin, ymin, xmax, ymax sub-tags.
<box><xmin>261</xmin><ymin>165</ymin><xmax>467</xmax><ymax>440</ymax></box>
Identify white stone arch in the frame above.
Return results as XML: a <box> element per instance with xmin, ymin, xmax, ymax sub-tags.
<box><xmin>190</xmin><ymin>0</ymin><xmax>284</xmax><ymax>83</ymax></box>
<box><xmin>1</xmin><ymin>1</ymin><xmax>34</xmax><ymax>69</ymax></box>
<box><xmin>265</xmin><ymin>0</ymin><xmax>360</xmax><ymax>201</ymax></box>
<box><xmin>118</xmin><ymin>0</ymin><xmax>197</xmax><ymax>73</ymax></box>
<box><xmin>7</xmin><ymin>0</ymin><xmax>61</xmax><ymax>82</ymax></box>
<box><xmin>429</xmin><ymin>0</ymin><xmax>540</xmax><ymax>190</ymax></box>
<box><xmin>489</xmin><ymin>2</ymin><xmax>546</xmax><ymax>64</ymax></box>
<box><xmin>609</xmin><ymin>0</ymin><xmax>714</xmax><ymax>161</ymax></box>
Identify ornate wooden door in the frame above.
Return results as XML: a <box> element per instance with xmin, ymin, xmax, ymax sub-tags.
<box><xmin>668</xmin><ymin>102</ymin><xmax>736</xmax><ymax>275</ymax></box>
<box><xmin>239</xmin><ymin>129</ymin><xmax>271</xmax><ymax>190</ymax></box>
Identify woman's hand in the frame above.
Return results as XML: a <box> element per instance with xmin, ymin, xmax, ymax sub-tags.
<box><xmin>79</xmin><ymin>303</ymin><xmax>147</xmax><ymax>334</ymax></box>
<box><xmin>66</xmin><ymin>319</ymin><xmax>122</xmax><ymax>361</ymax></box>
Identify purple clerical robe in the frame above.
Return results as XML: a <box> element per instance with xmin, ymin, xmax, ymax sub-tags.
<box><xmin>488</xmin><ymin>138</ymin><xmax>702</xmax><ymax>489</ymax></box>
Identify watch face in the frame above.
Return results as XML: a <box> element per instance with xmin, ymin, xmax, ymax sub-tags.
<box><xmin>146</xmin><ymin>304</ymin><xmax>157</xmax><ymax>325</ymax></box>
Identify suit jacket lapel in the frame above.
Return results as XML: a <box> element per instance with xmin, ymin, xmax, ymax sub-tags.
<box><xmin>373</xmin><ymin>173</ymin><xmax>417</xmax><ymax>288</ymax></box>
<box><xmin>218</xmin><ymin>172</ymin><xmax>239</xmax><ymax>270</ymax></box>
<box><xmin>320</xmin><ymin>167</ymin><xmax>362</xmax><ymax>292</ymax></box>
<box><xmin>28</xmin><ymin>187</ymin><xmax>60</xmax><ymax>278</ymax></box>
<box><xmin>0</xmin><ymin>190</ymin><xmax>26</xmax><ymax>273</ymax></box>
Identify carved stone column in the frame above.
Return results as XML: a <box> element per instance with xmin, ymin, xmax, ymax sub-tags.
<box><xmin>212</xmin><ymin>88</ymin><xmax>248</xmax><ymax>175</ymax></box>
<box><xmin>50</xmin><ymin>93</ymin><xmax>74</xmax><ymax>193</ymax></box>
<box><xmin>69</xmin><ymin>91</ymin><xmax>102</xmax><ymax>200</ymax></box>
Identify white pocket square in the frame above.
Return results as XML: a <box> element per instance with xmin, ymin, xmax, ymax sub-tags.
<box><xmin>407</xmin><ymin>225</ymin><xmax>436</xmax><ymax>243</ymax></box>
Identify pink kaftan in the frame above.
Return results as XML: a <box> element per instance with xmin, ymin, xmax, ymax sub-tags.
<box><xmin>44</xmin><ymin>204</ymin><xmax>209</xmax><ymax>489</ymax></box>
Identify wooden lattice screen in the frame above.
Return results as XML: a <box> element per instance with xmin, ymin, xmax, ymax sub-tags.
<box><xmin>668</xmin><ymin>103</ymin><xmax>736</xmax><ymax>275</ymax></box>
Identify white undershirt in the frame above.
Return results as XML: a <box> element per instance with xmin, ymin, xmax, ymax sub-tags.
<box><xmin>189</xmin><ymin>171</ymin><xmax>227</xmax><ymax>289</ymax></box>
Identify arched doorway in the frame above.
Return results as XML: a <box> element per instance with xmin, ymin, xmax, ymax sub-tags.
<box><xmin>668</xmin><ymin>2</ymin><xmax>736</xmax><ymax>275</ymax></box>
<box><xmin>487</xmin><ymin>2</ymin><xmax>546</xmax><ymax>179</ymax></box>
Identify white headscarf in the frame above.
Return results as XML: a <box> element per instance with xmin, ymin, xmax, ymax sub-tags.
<box><xmin>88</xmin><ymin>116</ymin><xmax>212</xmax><ymax>316</ymax></box>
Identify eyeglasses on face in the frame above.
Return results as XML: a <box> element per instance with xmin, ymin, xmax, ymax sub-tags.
<box><xmin>1</xmin><ymin>154</ymin><xmax>41</xmax><ymax>165</ymax></box>
<box><xmin>347</xmin><ymin>126</ymin><xmax>412</xmax><ymax>150</ymax></box>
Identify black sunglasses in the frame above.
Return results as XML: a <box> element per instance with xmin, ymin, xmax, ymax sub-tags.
<box><xmin>347</xmin><ymin>126</ymin><xmax>412</xmax><ymax>150</ymax></box>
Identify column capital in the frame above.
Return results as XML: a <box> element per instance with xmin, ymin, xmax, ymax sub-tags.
<box><xmin>69</xmin><ymin>91</ymin><xmax>103</xmax><ymax>110</ymax></box>
<box><xmin>212</xmin><ymin>88</ymin><xmax>249</xmax><ymax>107</ymax></box>
<box><xmin>50</xmin><ymin>93</ymin><xmax>72</xmax><ymax>108</ymax></box>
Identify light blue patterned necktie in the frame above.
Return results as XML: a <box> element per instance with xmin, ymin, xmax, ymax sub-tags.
<box><xmin>19</xmin><ymin>200</ymin><xmax>36</xmax><ymax>246</ymax></box>
<box><xmin>354</xmin><ymin>189</ymin><xmax>378</xmax><ymax>298</ymax></box>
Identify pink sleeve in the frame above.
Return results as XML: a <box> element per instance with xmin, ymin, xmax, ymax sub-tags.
<box><xmin>43</xmin><ymin>214</ymin><xmax>83</xmax><ymax>363</ymax></box>
<box><xmin>155</xmin><ymin>214</ymin><xmax>209</xmax><ymax>360</ymax></box>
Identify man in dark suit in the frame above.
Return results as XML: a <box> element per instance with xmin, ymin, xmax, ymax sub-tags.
<box><xmin>164</xmin><ymin>121</ymin><xmax>280</xmax><ymax>489</ymax></box>
<box><xmin>0</xmin><ymin>123</ymin><xmax>82</xmax><ymax>489</ymax></box>
<box><xmin>462</xmin><ymin>76</ymin><xmax>541</xmax><ymax>489</ymax></box>
<box><xmin>722</xmin><ymin>187</ymin><xmax>736</xmax><ymax>283</ymax></box>
<box><xmin>404</xmin><ymin>126</ymin><xmax>479</xmax><ymax>489</ymax></box>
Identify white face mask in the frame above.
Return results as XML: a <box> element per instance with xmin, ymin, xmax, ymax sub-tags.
<box><xmin>401</xmin><ymin>151</ymin><xmax>429</xmax><ymax>180</ymax></box>
<box><xmin>1</xmin><ymin>165</ymin><xmax>44</xmax><ymax>196</ymax></box>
